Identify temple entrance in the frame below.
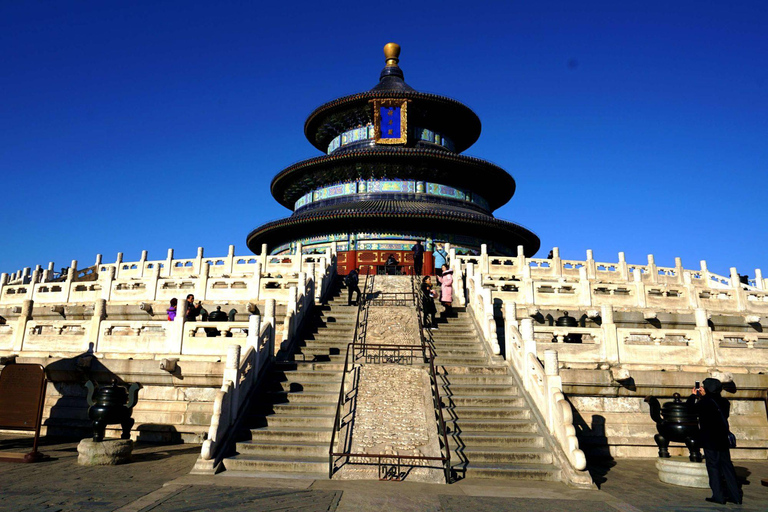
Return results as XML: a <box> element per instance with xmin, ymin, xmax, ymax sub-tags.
<box><xmin>336</xmin><ymin>250</ymin><xmax>434</xmax><ymax>276</ymax></box>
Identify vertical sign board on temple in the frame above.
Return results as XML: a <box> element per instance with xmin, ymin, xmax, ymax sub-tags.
<box><xmin>372</xmin><ymin>99</ymin><xmax>408</xmax><ymax>145</ymax></box>
<box><xmin>0</xmin><ymin>364</ymin><xmax>48</xmax><ymax>462</ymax></box>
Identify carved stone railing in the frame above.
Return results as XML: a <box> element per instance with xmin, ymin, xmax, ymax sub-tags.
<box><xmin>195</xmin><ymin>314</ymin><xmax>274</xmax><ymax>472</ymax></box>
<box><xmin>503</xmin><ymin>314</ymin><xmax>590</xmax><ymax>486</ymax></box>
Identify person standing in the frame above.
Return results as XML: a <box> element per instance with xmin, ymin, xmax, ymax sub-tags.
<box><xmin>688</xmin><ymin>378</ymin><xmax>742</xmax><ymax>505</ymax></box>
<box><xmin>346</xmin><ymin>268</ymin><xmax>360</xmax><ymax>306</ymax></box>
<box><xmin>167</xmin><ymin>298</ymin><xmax>178</xmax><ymax>321</ymax></box>
<box><xmin>421</xmin><ymin>276</ymin><xmax>437</xmax><ymax>329</ymax></box>
<box><xmin>184</xmin><ymin>294</ymin><xmax>202</xmax><ymax>321</ymax></box>
<box><xmin>412</xmin><ymin>240</ymin><xmax>424</xmax><ymax>275</ymax></box>
<box><xmin>437</xmin><ymin>264</ymin><xmax>453</xmax><ymax>316</ymax></box>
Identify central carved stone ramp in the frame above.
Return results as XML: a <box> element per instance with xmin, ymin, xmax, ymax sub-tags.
<box><xmin>222</xmin><ymin>280</ymin><xmax>355</xmax><ymax>477</ymax></box>
<box><xmin>432</xmin><ymin>307</ymin><xmax>561</xmax><ymax>481</ymax></box>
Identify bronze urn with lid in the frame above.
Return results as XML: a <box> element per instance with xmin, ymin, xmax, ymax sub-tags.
<box><xmin>85</xmin><ymin>380</ymin><xmax>141</xmax><ymax>442</ymax></box>
<box><xmin>645</xmin><ymin>393</ymin><xmax>702</xmax><ymax>461</ymax></box>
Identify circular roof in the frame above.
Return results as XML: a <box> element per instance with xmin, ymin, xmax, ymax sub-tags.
<box><xmin>246</xmin><ymin>199</ymin><xmax>539</xmax><ymax>256</ymax></box>
<box><xmin>271</xmin><ymin>147</ymin><xmax>516</xmax><ymax>210</ymax></box>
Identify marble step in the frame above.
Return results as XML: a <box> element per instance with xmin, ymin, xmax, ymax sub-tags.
<box><xmin>437</xmin><ymin>374</ymin><xmax>515</xmax><ymax>385</ymax></box>
<box><xmin>454</xmin><ymin>446</ymin><xmax>553</xmax><ymax>464</ymax></box>
<box><xmin>444</xmin><ymin>406</ymin><xmax>531</xmax><ymax>420</ymax></box>
<box><xmin>261</xmin><ymin>390</ymin><xmax>339</xmax><ymax>404</ymax></box>
<box><xmin>449</xmin><ymin>432</ymin><xmax>545</xmax><ymax>449</ymax></box>
<box><xmin>250</xmin><ymin>414</ymin><xmax>335</xmax><ymax>428</ymax></box>
<box><xmin>441</xmin><ymin>383</ymin><xmax>518</xmax><ymax>396</ymax></box>
<box><xmin>441</xmin><ymin>395</ymin><xmax>525</xmax><ymax>408</ymax></box>
<box><xmin>236</xmin><ymin>440</ymin><xmax>329</xmax><ymax>458</ymax></box>
<box><xmin>434</xmin><ymin>364</ymin><xmax>508</xmax><ymax>375</ymax></box>
<box><xmin>224</xmin><ymin>453</ymin><xmax>328</xmax><ymax>474</ymax></box>
<box><xmin>249</xmin><ymin>426</ymin><xmax>333</xmax><ymax>443</ymax></box>
<box><xmin>453</xmin><ymin>461</ymin><xmax>561</xmax><ymax>481</ymax></box>
<box><xmin>445</xmin><ymin>418</ymin><xmax>540</xmax><ymax>434</ymax></box>
<box><xmin>269</xmin><ymin>380</ymin><xmax>341</xmax><ymax>393</ymax></box>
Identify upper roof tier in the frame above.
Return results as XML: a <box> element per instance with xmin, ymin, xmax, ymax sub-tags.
<box><xmin>304</xmin><ymin>43</ymin><xmax>482</xmax><ymax>155</ymax></box>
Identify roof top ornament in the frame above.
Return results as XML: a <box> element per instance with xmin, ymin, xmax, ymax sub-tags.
<box><xmin>384</xmin><ymin>43</ymin><xmax>400</xmax><ymax>68</ymax></box>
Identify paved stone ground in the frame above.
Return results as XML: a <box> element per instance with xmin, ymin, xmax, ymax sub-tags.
<box><xmin>2</xmin><ymin>435</ymin><xmax>767</xmax><ymax>511</ymax></box>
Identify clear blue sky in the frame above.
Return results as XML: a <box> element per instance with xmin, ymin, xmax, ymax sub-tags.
<box><xmin>1</xmin><ymin>1</ymin><xmax>766</xmax><ymax>278</ymax></box>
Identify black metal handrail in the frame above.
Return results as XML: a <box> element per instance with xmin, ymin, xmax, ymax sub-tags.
<box><xmin>328</xmin><ymin>274</ymin><xmax>451</xmax><ymax>482</ymax></box>
<box><xmin>413</xmin><ymin>274</ymin><xmax>452</xmax><ymax>482</ymax></box>
<box><xmin>329</xmin><ymin>272</ymin><xmax>371</xmax><ymax>478</ymax></box>
<box><xmin>329</xmin><ymin>342</ymin><xmax>451</xmax><ymax>481</ymax></box>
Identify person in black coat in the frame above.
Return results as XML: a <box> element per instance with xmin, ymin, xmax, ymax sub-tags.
<box><xmin>688</xmin><ymin>378</ymin><xmax>741</xmax><ymax>505</ymax></box>
<box><xmin>421</xmin><ymin>276</ymin><xmax>437</xmax><ymax>329</ymax></box>
<box><xmin>346</xmin><ymin>268</ymin><xmax>360</xmax><ymax>306</ymax></box>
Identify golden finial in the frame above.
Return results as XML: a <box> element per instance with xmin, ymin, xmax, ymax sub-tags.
<box><xmin>384</xmin><ymin>43</ymin><xmax>401</xmax><ymax>67</ymax></box>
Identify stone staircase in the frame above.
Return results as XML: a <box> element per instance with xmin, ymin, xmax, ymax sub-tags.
<box><xmin>222</xmin><ymin>279</ymin><xmax>355</xmax><ymax>477</ymax></box>
<box><xmin>431</xmin><ymin>307</ymin><xmax>562</xmax><ymax>481</ymax></box>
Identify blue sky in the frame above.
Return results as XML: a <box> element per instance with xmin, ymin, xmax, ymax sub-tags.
<box><xmin>1</xmin><ymin>1</ymin><xmax>766</xmax><ymax>278</ymax></box>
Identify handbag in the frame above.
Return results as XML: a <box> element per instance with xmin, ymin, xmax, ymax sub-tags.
<box><xmin>712</xmin><ymin>399</ymin><xmax>737</xmax><ymax>449</ymax></box>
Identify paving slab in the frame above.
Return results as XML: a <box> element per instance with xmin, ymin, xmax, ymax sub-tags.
<box><xmin>2</xmin><ymin>434</ymin><xmax>768</xmax><ymax>512</ymax></box>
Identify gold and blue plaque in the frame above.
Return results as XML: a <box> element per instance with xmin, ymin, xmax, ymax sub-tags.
<box><xmin>372</xmin><ymin>99</ymin><xmax>408</xmax><ymax>145</ymax></box>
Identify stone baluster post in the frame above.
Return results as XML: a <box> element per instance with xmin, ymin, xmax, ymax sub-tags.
<box><xmin>578</xmin><ymin>266</ymin><xmax>592</xmax><ymax>306</ymax></box>
<box><xmin>600</xmin><ymin>305</ymin><xmax>619</xmax><ymax>364</ymax></box>
<box><xmin>13</xmin><ymin>299</ymin><xmax>33</xmax><ymax>352</ymax></box>
<box><xmin>519</xmin><ymin>317</ymin><xmax>536</xmax><ymax>384</ymax></box>
<box><xmin>0</xmin><ymin>273</ymin><xmax>7</xmax><ymax>303</ymax></box>
<box><xmin>695</xmin><ymin>308</ymin><xmax>716</xmax><ymax>365</ymax></box>
<box><xmin>226</xmin><ymin>245</ymin><xmax>235</xmax><ymax>274</ymax></box>
<box><xmin>43</xmin><ymin>262</ymin><xmax>55</xmax><ymax>282</ymax></box>
<box><xmin>251</xmin><ymin>262</ymin><xmax>262</xmax><ymax>302</ymax></box>
<box><xmin>94</xmin><ymin>253</ymin><xmax>102</xmax><ymax>269</ymax></box>
<box><xmin>634</xmin><ymin>267</ymin><xmax>647</xmax><ymax>308</ymax></box>
<box><xmin>543</xmin><ymin>349</ymin><xmax>562</xmax><ymax>432</ymax></box>
<box><xmin>198</xmin><ymin>260</ymin><xmax>210</xmax><ymax>301</ymax></box>
<box><xmin>194</xmin><ymin>247</ymin><xmax>204</xmax><ymax>275</ymax></box>
<box><xmin>101</xmin><ymin>265</ymin><xmax>116</xmax><ymax>301</ymax></box>
<box><xmin>585</xmin><ymin>249</ymin><xmax>596</xmax><ymax>280</ymax></box>
<box><xmin>618</xmin><ymin>252</ymin><xmax>629</xmax><ymax>281</ymax></box>
<box><xmin>683</xmin><ymin>271</ymin><xmax>700</xmax><ymax>309</ymax></box>
<box><xmin>165</xmin><ymin>248</ymin><xmax>174</xmax><ymax>277</ymax></box>
<box><xmin>114</xmin><ymin>252</ymin><xmax>123</xmax><ymax>279</ymax></box>
<box><xmin>700</xmin><ymin>260</ymin><xmax>711</xmax><ymax>288</ymax></box>
<box><xmin>646</xmin><ymin>254</ymin><xmax>658</xmax><ymax>284</ymax></box>
<box><xmin>522</xmin><ymin>251</ymin><xmax>535</xmax><ymax>304</ymax></box>
<box><xmin>259</xmin><ymin>244</ymin><xmax>268</xmax><ymax>270</ymax></box>
<box><xmin>139</xmin><ymin>250</ymin><xmax>148</xmax><ymax>278</ymax></box>
<box><xmin>480</xmin><ymin>244</ymin><xmax>489</xmax><ymax>274</ymax></box>
<box><xmin>755</xmin><ymin>269</ymin><xmax>764</xmax><ymax>291</ymax></box>
<box><xmin>550</xmin><ymin>247</ymin><xmax>562</xmax><ymax>278</ymax></box>
<box><xmin>503</xmin><ymin>301</ymin><xmax>518</xmax><ymax>362</ymax></box>
<box><xmin>150</xmin><ymin>261</ymin><xmax>162</xmax><ymax>300</ymax></box>
<box><xmin>462</xmin><ymin>262</ymin><xmax>474</xmax><ymax>307</ymax></box>
<box><xmin>224</xmin><ymin>344</ymin><xmax>241</xmax><ymax>423</ymax></box>
<box><xmin>65</xmin><ymin>259</ymin><xmax>77</xmax><ymax>302</ymax></box>
<box><xmin>516</xmin><ymin>245</ymin><xmax>527</xmax><ymax>280</ymax></box>
<box><xmin>674</xmin><ymin>257</ymin><xmax>684</xmax><ymax>285</ymax></box>
<box><xmin>247</xmin><ymin>314</ymin><xmax>262</xmax><ymax>374</ymax></box>
<box><xmin>298</xmin><ymin>271</ymin><xmax>307</xmax><ymax>307</ymax></box>
<box><xmin>26</xmin><ymin>269</ymin><xmax>41</xmax><ymax>301</ymax></box>
<box><xmin>730</xmin><ymin>267</ymin><xmax>746</xmax><ymax>312</ymax></box>
<box><xmin>294</xmin><ymin>242</ymin><xmax>304</xmax><ymax>274</ymax></box>
<box><xmin>91</xmin><ymin>299</ymin><xmax>107</xmax><ymax>353</ymax></box>
<box><xmin>265</xmin><ymin>298</ymin><xmax>277</xmax><ymax>355</ymax></box>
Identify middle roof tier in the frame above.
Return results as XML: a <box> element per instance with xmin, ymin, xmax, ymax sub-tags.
<box><xmin>270</xmin><ymin>146</ymin><xmax>517</xmax><ymax>211</ymax></box>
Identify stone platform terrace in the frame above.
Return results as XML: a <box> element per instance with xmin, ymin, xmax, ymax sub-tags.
<box><xmin>2</xmin><ymin>435</ymin><xmax>767</xmax><ymax>511</ymax></box>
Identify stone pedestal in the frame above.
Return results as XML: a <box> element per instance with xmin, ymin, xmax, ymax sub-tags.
<box><xmin>77</xmin><ymin>438</ymin><xmax>133</xmax><ymax>466</ymax></box>
<box><xmin>656</xmin><ymin>457</ymin><xmax>709</xmax><ymax>488</ymax></box>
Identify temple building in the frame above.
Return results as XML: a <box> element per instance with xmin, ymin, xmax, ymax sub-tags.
<box><xmin>1</xmin><ymin>43</ymin><xmax>766</xmax><ymax>489</ymax></box>
<box><xmin>246</xmin><ymin>43</ymin><xmax>539</xmax><ymax>274</ymax></box>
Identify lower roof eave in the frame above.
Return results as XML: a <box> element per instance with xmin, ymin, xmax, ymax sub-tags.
<box><xmin>246</xmin><ymin>213</ymin><xmax>539</xmax><ymax>256</ymax></box>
